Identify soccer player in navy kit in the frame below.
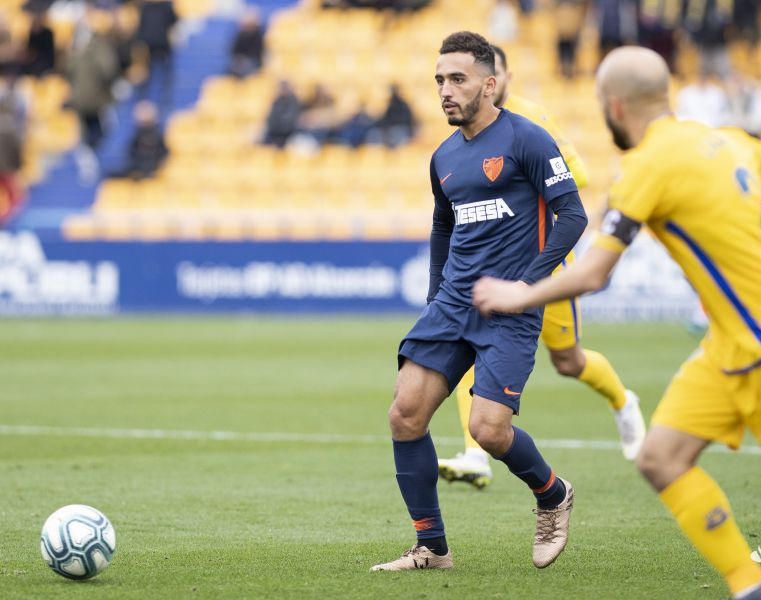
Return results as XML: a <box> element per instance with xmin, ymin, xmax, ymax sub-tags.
<box><xmin>371</xmin><ymin>32</ymin><xmax>588</xmax><ymax>572</ymax></box>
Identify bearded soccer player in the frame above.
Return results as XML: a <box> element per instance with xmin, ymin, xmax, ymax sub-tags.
<box><xmin>473</xmin><ymin>46</ymin><xmax>761</xmax><ymax>599</ymax></box>
<box><xmin>439</xmin><ymin>45</ymin><xmax>645</xmax><ymax>489</ymax></box>
<box><xmin>371</xmin><ymin>32</ymin><xmax>588</xmax><ymax>572</ymax></box>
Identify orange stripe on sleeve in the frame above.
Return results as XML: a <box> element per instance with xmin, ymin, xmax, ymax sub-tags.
<box><xmin>537</xmin><ymin>195</ymin><xmax>547</xmax><ymax>252</ymax></box>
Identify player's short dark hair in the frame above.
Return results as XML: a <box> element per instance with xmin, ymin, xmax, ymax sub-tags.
<box><xmin>439</xmin><ymin>32</ymin><xmax>495</xmax><ymax>74</ymax></box>
<box><xmin>491</xmin><ymin>45</ymin><xmax>507</xmax><ymax>69</ymax></box>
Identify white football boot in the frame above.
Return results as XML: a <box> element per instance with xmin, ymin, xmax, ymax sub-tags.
<box><xmin>613</xmin><ymin>390</ymin><xmax>647</xmax><ymax>461</ymax></box>
<box><xmin>438</xmin><ymin>448</ymin><xmax>493</xmax><ymax>489</ymax></box>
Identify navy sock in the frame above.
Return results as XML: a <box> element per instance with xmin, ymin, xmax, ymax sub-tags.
<box><xmin>417</xmin><ymin>535</ymin><xmax>448</xmax><ymax>556</ymax></box>
<box><xmin>393</xmin><ymin>432</ymin><xmax>446</xmax><ymax>549</ymax></box>
<box><xmin>498</xmin><ymin>426</ymin><xmax>566</xmax><ymax>509</ymax></box>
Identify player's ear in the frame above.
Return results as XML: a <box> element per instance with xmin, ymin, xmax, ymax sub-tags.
<box><xmin>484</xmin><ymin>74</ymin><xmax>497</xmax><ymax>97</ymax></box>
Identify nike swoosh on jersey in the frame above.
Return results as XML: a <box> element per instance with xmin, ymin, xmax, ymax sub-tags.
<box><xmin>503</xmin><ymin>386</ymin><xmax>522</xmax><ymax>396</ymax></box>
<box><xmin>439</xmin><ymin>172</ymin><xmax>453</xmax><ymax>185</ymax></box>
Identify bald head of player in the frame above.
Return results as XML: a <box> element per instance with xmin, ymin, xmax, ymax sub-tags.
<box><xmin>436</xmin><ymin>32</ymin><xmax>499</xmax><ymax>138</ymax></box>
<box><xmin>596</xmin><ymin>46</ymin><xmax>672</xmax><ymax>151</ymax></box>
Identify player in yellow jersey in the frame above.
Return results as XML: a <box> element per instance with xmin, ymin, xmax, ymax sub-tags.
<box><xmin>438</xmin><ymin>44</ymin><xmax>645</xmax><ymax>489</ymax></box>
<box><xmin>473</xmin><ymin>46</ymin><xmax>761</xmax><ymax>599</ymax></box>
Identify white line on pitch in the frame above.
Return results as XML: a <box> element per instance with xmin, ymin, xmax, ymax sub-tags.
<box><xmin>0</xmin><ymin>424</ymin><xmax>758</xmax><ymax>456</ymax></box>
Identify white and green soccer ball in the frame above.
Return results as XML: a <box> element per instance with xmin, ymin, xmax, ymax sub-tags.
<box><xmin>40</xmin><ymin>504</ymin><xmax>116</xmax><ymax>580</ymax></box>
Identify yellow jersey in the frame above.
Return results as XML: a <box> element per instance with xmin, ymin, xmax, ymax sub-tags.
<box><xmin>595</xmin><ymin>116</ymin><xmax>761</xmax><ymax>373</ymax></box>
<box><xmin>505</xmin><ymin>94</ymin><xmax>589</xmax><ymax>189</ymax></box>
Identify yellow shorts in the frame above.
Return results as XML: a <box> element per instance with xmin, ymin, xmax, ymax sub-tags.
<box><xmin>651</xmin><ymin>349</ymin><xmax>761</xmax><ymax>449</ymax></box>
<box><xmin>540</xmin><ymin>251</ymin><xmax>581</xmax><ymax>351</ymax></box>
<box><xmin>541</xmin><ymin>297</ymin><xmax>581</xmax><ymax>351</ymax></box>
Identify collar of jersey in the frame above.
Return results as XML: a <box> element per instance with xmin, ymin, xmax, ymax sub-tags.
<box><xmin>461</xmin><ymin>108</ymin><xmax>507</xmax><ymax>144</ymax></box>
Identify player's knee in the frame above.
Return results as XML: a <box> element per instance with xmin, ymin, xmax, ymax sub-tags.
<box><xmin>388</xmin><ymin>399</ymin><xmax>426</xmax><ymax>439</ymax></box>
<box><xmin>469</xmin><ymin>421</ymin><xmax>510</xmax><ymax>457</ymax></box>
<box><xmin>550</xmin><ymin>349</ymin><xmax>584</xmax><ymax>378</ymax></box>
<box><xmin>636</xmin><ymin>442</ymin><xmax>672</xmax><ymax>488</ymax></box>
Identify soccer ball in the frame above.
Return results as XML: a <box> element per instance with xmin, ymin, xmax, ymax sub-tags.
<box><xmin>40</xmin><ymin>504</ymin><xmax>116</xmax><ymax>580</ymax></box>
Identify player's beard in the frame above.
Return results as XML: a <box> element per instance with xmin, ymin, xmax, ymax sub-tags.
<box><xmin>447</xmin><ymin>89</ymin><xmax>483</xmax><ymax>126</ymax></box>
<box><xmin>604</xmin><ymin>108</ymin><xmax>632</xmax><ymax>151</ymax></box>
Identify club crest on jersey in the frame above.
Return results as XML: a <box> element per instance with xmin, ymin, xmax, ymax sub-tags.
<box><xmin>482</xmin><ymin>156</ymin><xmax>504</xmax><ymax>182</ymax></box>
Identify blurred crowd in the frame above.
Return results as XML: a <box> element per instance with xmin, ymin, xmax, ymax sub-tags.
<box><xmin>489</xmin><ymin>0</ymin><xmax>761</xmax><ymax>136</ymax></box>
<box><xmin>0</xmin><ymin>0</ymin><xmax>759</xmax><ymax>227</ymax></box>
<box><xmin>0</xmin><ymin>0</ymin><xmax>183</xmax><ymax>211</ymax></box>
<box><xmin>559</xmin><ymin>0</ymin><xmax>757</xmax><ymax>80</ymax></box>
<box><xmin>262</xmin><ymin>81</ymin><xmax>417</xmax><ymax>150</ymax></box>
<box><xmin>321</xmin><ymin>0</ymin><xmax>432</xmax><ymax>10</ymax></box>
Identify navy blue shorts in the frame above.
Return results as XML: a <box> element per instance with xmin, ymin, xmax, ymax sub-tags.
<box><xmin>398</xmin><ymin>301</ymin><xmax>541</xmax><ymax>413</ymax></box>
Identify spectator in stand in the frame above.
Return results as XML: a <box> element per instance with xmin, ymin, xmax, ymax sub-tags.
<box><xmin>371</xmin><ymin>84</ymin><xmax>416</xmax><ymax>147</ymax></box>
<box><xmin>298</xmin><ymin>83</ymin><xmax>340</xmax><ymax>145</ymax></box>
<box><xmin>0</xmin><ymin>12</ymin><xmax>20</xmax><ymax>75</ymax></box>
<box><xmin>122</xmin><ymin>100</ymin><xmax>167</xmax><ymax>179</ymax></box>
<box><xmin>262</xmin><ymin>79</ymin><xmax>301</xmax><ymax>148</ymax></box>
<box><xmin>0</xmin><ymin>67</ymin><xmax>27</xmax><ymax>226</ymax></box>
<box><xmin>338</xmin><ymin>102</ymin><xmax>374</xmax><ymax>147</ymax></box>
<box><xmin>66</xmin><ymin>8</ymin><xmax>119</xmax><ymax>183</ymax></box>
<box><xmin>490</xmin><ymin>0</ymin><xmax>518</xmax><ymax>44</ymax></box>
<box><xmin>676</xmin><ymin>74</ymin><xmax>732</xmax><ymax>127</ymax></box>
<box><xmin>554</xmin><ymin>0</ymin><xmax>588</xmax><ymax>79</ymax></box>
<box><xmin>683</xmin><ymin>0</ymin><xmax>733</xmax><ymax>79</ymax></box>
<box><xmin>638</xmin><ymin>0</ymin><xmax>680</xmax><ymax>73</ymax></box>
<box><xmin>24</xmin><ymin>11</ymin><xmax>55</xmax><ymax>77</ymax></box>
<box><xmin>135</xmin><ymin>0</ymin><xmax>178</xmax><ymax>112</ymax></box>
<box><xmin>732</xmin><ymin>0</ymin><xmax>761</xmax><ymax>75</ymax></box>
<box><xmin>229</xmin><ymin>8</ymin><xmax>264</xmax><ymax>79</ymax></box>
<box><xmin>725</xmin><ymin>73</ymin><xmax>761</xmax><ymax>138</ymax></box>
<box><xmin>595</xmin><ymin>0</ymin><xmax>637</xmax><ymax>61</ymax></box>
<box><xmin>111</xmin><ymin>4</ymin><xmax>138</xmax><ymax>98</ymax></box>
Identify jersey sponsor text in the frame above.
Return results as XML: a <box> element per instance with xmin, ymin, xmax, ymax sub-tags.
<box><xmin>454</xmin><ymin>198</ymin><xmax>515</xmax><ymax>225</ymax></box>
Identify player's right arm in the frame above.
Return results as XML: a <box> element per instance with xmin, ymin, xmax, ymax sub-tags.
<box><xmin>427</xmin><ymin>158</ymin><xmax>455</xmax><ymax>303</ymax></box>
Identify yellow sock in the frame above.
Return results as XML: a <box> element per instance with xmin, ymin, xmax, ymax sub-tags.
<box><xmin>578</xmin><ymin>349</ymin><xmax>627</xmax><ymax>410</ymax></box>
<box><xmin>456</xmin><ymin>368</ymin><xmax>480</xmax><ymax>450</ymax></box>
<box><xmin>660</xmin><ymin>466</ymin><xmax>761</xmax><ymax>595</ymax></box>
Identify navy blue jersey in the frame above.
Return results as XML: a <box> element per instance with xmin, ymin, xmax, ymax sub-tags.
<box><xmin>430</xmin><ymin>109</ymin><xmax>579</xmax><ymax>306</ymax></box>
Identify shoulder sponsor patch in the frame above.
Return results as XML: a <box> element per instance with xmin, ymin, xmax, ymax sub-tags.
<box><xmin>549</xmin><ymin>156</ymin><xmax>568</xmax><ymax>175</ymax></box>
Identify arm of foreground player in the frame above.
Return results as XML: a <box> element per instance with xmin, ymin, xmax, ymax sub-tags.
<box><xmin>428</xmin><ymin>202</ymin><xmax>454</xmax><ymax>302</ymax></box>
<box><xmin>472</xmin><ymin>245</ymin><xmax>622</xmax><ymax>317</ymax></box>
<box><xmin>519</xmin><ymin>191</ymin><xmax>588</xmax><ymax>284</ymax></box>
<box><xmin>427</xmin><ymin>160</ymin><xmax>455</xmax><ymax>303</ymax></box>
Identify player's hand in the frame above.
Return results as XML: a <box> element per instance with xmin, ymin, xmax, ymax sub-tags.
<box><xmin>473</xmin><ymin>278</ymin><xmax>530</xmax><ymax>317</ymax></box>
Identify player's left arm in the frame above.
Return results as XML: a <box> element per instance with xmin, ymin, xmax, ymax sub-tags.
<box><xmin>520</xmin><ymin>191</ymin><xmax>588</xmax><ymax>284</ymax></box>
<box><xmin>474</xmin><ymin>197</ymin><xmax>646</xmax><ymax>315</ymax></box>
<box><xmin>516</xmin><ymin>122</ymin><xmax>588</xmax><ymax>284</ymax></box>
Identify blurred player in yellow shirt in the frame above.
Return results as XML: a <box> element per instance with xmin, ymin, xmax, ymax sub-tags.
<box><xmin>438</xmin><ymin>45</ymin><xmax>645</xmax><ymax>489</ymax></box>
<box><xmin>473</xmin><ymin>46</ymin><xmax>761</xmax><ymax>599</ymax></box>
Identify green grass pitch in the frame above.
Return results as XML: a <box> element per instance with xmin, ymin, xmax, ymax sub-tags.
<box><xmin>1</xmin><ymin>318</ymin><xmax>759</xmax><ymax>599</ymax></box>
